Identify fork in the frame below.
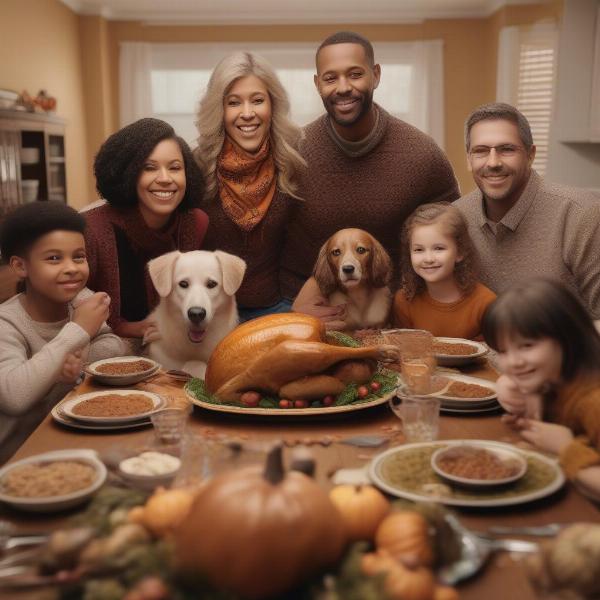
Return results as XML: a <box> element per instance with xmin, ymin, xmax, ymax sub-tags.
<box><xmin>0</xmin><ymin>522</ymin><xmax>47</xmax><ymax>553</ymax></box>
<box><xmin>439</xmin><ymin>514</ymin><xmax>539</xmax><ymax>586</ymax></box>
<box><xmin>486</xmin><ymin>523</ymin><xmax>563</xmax><ymax>537</ymax></box>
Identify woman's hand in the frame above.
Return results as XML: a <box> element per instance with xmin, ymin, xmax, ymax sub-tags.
<box><xmin>58</xmin><ymin>349</ymin><xmax>83</xmax><ymax>384</ymax></box>
<box><xmin>292</xmin><ymin>277</ymin><xmax>346</xmax><ymax>324</ymax></box>
<box><xmin>114</xmin><ymin>317</ymin><xmax>156</xmax><ymax>340</ymax></box>
<box><xmin>514</xmin><ymin>418</ymin><xmax>574</xmax><ymax>455</ymax></box>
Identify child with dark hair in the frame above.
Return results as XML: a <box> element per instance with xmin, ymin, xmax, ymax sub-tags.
<box><xmin>0</xmin><ymin>201</ymin><xmax>125</xmax><ymax>464</ymax></box>
<box><xmin>392</xmin><ymin>202</ymin><xmax>496</xmax><ymax>339</ymax></box>
<box><xmin>482</xmin><ymin>278</ymin><xmax>600</xmax><ymax>500</ymax></box>
<box><xmin>85</xmin><ymin>118</ymin><xmax>209</xmax><ymax>339</ymax></box>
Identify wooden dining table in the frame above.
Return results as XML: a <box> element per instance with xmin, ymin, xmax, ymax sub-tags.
<box><xmin>2</xmin><ymin>361</ymin><xmax>599</xmax><ymax>600</ymax></box>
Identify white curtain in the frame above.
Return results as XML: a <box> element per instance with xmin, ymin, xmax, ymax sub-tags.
<box><xmin>119</xmin><ymin>40</ymin><xmax>445</xmax><ymax>148</ymax></box>
<box><xmin>119</xmin><ymin>42</ymin><xmax>153</xmax><ymax>127</ymax></box>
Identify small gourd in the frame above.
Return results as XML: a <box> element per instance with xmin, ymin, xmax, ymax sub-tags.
<box><xmin>329</xmin><ymin>484</ymin><xmax>390</xmax><ymax>542</ymax></box>
<box><xmin>376</xmin><ymin>511</ymin><xmax>434</xmax><ymax>566</ymax></box>
<box><xmin>174</xmin><ymin>445</ymin><xmax>346</xmax><ymax>599</ymax></box>
<box><xmin>361</xmin><ymin>549</ymin><xmax>436</xmax><ymax>600</ymax></box>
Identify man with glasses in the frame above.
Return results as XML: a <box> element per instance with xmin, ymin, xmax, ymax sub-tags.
<box><xmin>456</xmin><ymin>102</ymin><xmax>600</xmax><ymax>317</ymax></box>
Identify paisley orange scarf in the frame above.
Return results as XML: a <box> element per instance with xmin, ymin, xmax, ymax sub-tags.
<box><xmin>217</xmin><ymin>136</ymin><xmax>276</xmax><ymax>231</ymax></box>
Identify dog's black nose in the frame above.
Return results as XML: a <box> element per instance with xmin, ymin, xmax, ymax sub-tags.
<box><xmin>187</xmin><ymin>307</ymin><xmax>206</xmax><ymax>323</ymax></box>
<box><xmin>342</xmin><ymin>265</ymin><xmax>355</xmax><ymax>274</ymax></box>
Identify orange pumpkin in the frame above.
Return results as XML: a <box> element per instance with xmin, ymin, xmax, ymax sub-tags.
<box><xmin>174</xmin><ymin>445</ymin><xmax>346</xmax><ymax>599</ymax></box>
<box><xmin>361</xmin><ymin>549</ymin><xmax>437</xmax><ymax>600</ymax></box>
<box><xmin>376</xmin><ymin>511</ymin><xmax>434</xmax><ymax>566</ymax></box>
<box><xmin>329</xmin><ymin>484</ymin><xmax>390</xmax><ymax>542</ymax></box>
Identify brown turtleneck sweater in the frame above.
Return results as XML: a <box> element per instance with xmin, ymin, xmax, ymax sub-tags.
<box><xmin>280</xmin><ymin>106</ymin><xmax>460</xmax><ymax>299</ymax></box>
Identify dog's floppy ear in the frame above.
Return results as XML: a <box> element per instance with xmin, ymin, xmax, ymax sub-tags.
<box><xmin>148</xmin><ymin>251</ymin><xmax>181</xmax><ymax>297</ymax></box>
<box><xmin>313</xmin><ymin>239</ymin><xmax>337</xmax><ymax>296</ymax></box>
<box><xmin>215</xmin><ymin>250</ymin><xmax>247</xmax><ymax>296</ymax></box>
<box><xmin>369</xmin><ymin>235</ymin><xmax>393</xmax><ymax>288</ymax></box>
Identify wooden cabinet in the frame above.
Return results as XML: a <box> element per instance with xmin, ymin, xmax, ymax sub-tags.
<box><xmin>0</xmin><ymin>109</ymin><xmax>66</xmax><ymax>219</ymax></box>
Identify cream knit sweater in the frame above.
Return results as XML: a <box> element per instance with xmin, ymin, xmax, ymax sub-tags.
<box><xmin>0</xmin><ymin>292</ymin><xmax>126</xmax><ymax>464</ymax></box>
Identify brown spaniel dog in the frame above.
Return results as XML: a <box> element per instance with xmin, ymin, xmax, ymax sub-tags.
<box><xmin>312</xmin><ymin>228</ymin><xmax>392</xmax><ymax>330</ymax></box>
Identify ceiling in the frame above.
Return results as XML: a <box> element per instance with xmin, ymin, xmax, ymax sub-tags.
<box><xmin>59</xmin><ymin>0</ymin><xmax>544</xmax><ymax>24</ymax></box>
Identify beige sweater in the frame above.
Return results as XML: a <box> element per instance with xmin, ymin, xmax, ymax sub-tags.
<box><xmin>455</xmin><ymin>171</ymin><xmax>600</xmax><ymax>318</ymax></box>
<box><xmin>0</xmin><ymin>292</ymin><xmax>126</xmax><ymax>464</ymax></box>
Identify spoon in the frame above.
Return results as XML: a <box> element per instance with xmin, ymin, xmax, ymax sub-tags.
<box><xmin>439</xmin><ymin>514</ymin><xmax>539</xmax><ymax>585</ymax></box>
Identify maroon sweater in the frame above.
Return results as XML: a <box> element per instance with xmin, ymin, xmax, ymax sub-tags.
<box><xmin>280</xmin><ymin>107</ymin><xmax>460</xmax><ymax>298</ymax></box>
<box><xmin>201</xmin><ymin>190</ymin><xmax>296</xmax><ymax>308</ymax></box>
<box><xmin>84</xmin><ymin>204</ymin><xmax>208</xmax><ymax>330</ymax></box>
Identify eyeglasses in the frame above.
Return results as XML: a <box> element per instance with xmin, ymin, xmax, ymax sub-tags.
<box><xmin>468</xmin><ymin>144</ymin><xmax>524</xmax><ymax>160</ymax></box>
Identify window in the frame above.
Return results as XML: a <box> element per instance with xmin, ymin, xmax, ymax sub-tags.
<box><xmin>497</xmin><ymin>23</ymin><xmax>558</xmax><ymax>175</ymax></box>
<box><xmin>120</xmin><ymin>40</ymin><xmax>445</xmax><ymax>149</ymax></box>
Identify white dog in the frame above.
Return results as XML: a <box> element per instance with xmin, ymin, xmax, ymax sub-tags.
<box><xmin>146</xmin><ymin>250</ymin><xmax>246</xmax><ymax>378</ymax></box>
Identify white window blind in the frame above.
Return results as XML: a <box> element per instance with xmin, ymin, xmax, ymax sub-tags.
<box><xmin>120</xmin><ymin>40</ymin><xmax>445</xmax><ymax>149</ymax></box>
<box><xmin>497</xmin><ymin>24</ymin><xmax>558</xmax><ymax>175</ymax></box>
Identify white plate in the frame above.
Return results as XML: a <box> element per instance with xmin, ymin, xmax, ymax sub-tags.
<box><xmin>397</xmin><ymin>372</ymin><xmax>497</xmax><ymax>404</ymax></box>
<box><xmin>85</xmin><ymin>356</ymin><xmax>160</xmax><ymax>386</ymax></box>
<box><xmin>434</xmin><ymin>337</ymin><xmax>488</xmax><ymax>366</ymax></box>
<box><xmin>185</xmin><ymin>384</ymin><xmax>398</xmax><ymax>417</ymax></box>
<box><xmin>369</xmin><ymin>440</ymin><xmax>565</xmax><ymax>507</ymax></box>
<box><xmin>51</xmin><ymin>402</ymin><xmax>152</xmax><ymax>431</ymax></box>
<box><xmin>0</xmin><ymin>449</ymin><xmax>106</xmax><ymax>512</ymax></box>
<box><xmin>431</xmin><ymin>442</ymin><xmax>527</xmax><ymax>487</ymax></box>
<box><xmin>61</xmin><ymin>390</ymin><xmax>164</xmax><ymax>424</ymax></box>
<box><xmin>440</xmin><ymin>404</ymin><xmax>501</xmax><ymax>415</ymax></box>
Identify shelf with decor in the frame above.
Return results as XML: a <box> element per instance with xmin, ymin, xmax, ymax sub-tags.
<box><xmin>0</xmin><ymin>109</ymin><xmax>66</xmax><ymax>220</ymax></box>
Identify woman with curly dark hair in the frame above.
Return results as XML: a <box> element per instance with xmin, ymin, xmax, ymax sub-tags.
<box><xmin>194</xmin><ymin>52</ymin><xmax>305</xmax><ymax>321</ymax></box>
<box><xmin>84</xmin><ymin>118</ymin><xmax>208</xmax><ymax>338</ymax></box>
<box><xmin>392</xmin><ymin>202</ymin><xmax>496</xmax><ymax>339</ymax></box>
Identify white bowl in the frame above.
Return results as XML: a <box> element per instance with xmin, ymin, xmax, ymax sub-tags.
<box><xmin>85</xmin><ymin>356</ymin><xmax>160</xmax><ymax>386</ymax></box>
<box><xmin>433</xmin><ymin>337</ymin><xmax>488</xmax><ymax>367</ymax></box>
<box><xmin>118</xmin><ymin>451</ymin><xmax>181</xmax><ymax>491</ymax></box>
<box><xmin>431</xmin><ymin>442</ymin><xmax>527</xmax><ymax>487</ymax></box>
<box><xmin>0</xmin><ymin>449</ymin><xmax>107</xmax><ymax>512</ymax></box>
<box><xmin>61</xmin><ymin>389</ymin><xmax>164</xmax><ymax>424</ymax></box>
<box><xmin>21</xmin><ymin>179</ymin><xmax>39</xmax><ymax>203</ymax></box>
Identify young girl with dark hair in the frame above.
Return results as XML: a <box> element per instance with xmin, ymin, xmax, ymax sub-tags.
<box><xmin>392</xmin><ymin>202</ymin><xmax>496</xmax><ymax>339</ymax></box>
<box><xmin>482</xmin><ymin>278</ymin><xmax>600</xmax><ymax>500</ymax></box>
<box><xmin>85</xmin><ymin>118</ymin><xmax>209</xmax><ymax>338</ymax></box>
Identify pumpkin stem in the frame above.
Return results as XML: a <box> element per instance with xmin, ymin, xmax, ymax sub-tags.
<box><xmin>264</xmin><ymin>444</ymin><xmax>285</xmax><ymax>484</ymax></box>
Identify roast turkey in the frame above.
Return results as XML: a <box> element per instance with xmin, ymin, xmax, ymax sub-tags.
<box><xmin>205</xmin><ymin>313</ymin><xmax>398</xmax><ymax>403</ymax></box>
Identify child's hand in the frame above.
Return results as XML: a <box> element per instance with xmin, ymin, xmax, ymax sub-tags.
<box><xmin>514</xmin><ymin>419</ymin><xmax>574</xmax><ymax>455</ymax></box>
<box><xmin>496</xmin><ymin>375</ymin><xmax>542</xmax><ymax>418</ymax></box>
<box><xmin>58</xmin><ymin>350</ymin><xmax>83</xmax><ymax>384</ymax></box>
<box><xmin>72</xmin><ymin>292</ymin><xmax>110</xmax><ymax>337</ymax></box>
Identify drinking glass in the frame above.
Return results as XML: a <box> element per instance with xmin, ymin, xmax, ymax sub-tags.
<box><xmin>151</xmin><ymin>402</ymin><xmax>192</xmax><ymax>447</ymax></box>
<box><xmin>389</xmin><ymin>394</ymin><xmax>441</xmax><ymax>443</ymax></box>
<box><xmin>384</xmin><ymin>329</ymin><xmax>435</xmax><ymax>394</ymax></box>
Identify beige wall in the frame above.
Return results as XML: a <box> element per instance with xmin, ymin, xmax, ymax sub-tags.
<box><xmin>106</xmin><ymin>2</ymin><xmax>561</xmax><ymax>194</ymax></box>
<box><xmin>0</xmin><ymin>0</ymin><xmax>94</xmax><ymax>208</ymax></box>
<box><xmin>0</xmin><ymin>1</ymin><xmax>562</xmax><ymax>203</ymax></box>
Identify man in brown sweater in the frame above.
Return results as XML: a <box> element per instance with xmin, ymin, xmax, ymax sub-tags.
<box><xmin>281</xmin><ymin>31</ymin><xmax>459</xmax><ymax>321</ymax></box>
<box><xmin>455</xmin><ymin>103</ymin><xmax>600</xmax><ymax>318</ymax></box>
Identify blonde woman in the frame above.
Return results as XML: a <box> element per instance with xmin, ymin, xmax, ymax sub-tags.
<box><xmin>195</xmin><ymin>51</ymin><xmax>306</xmax><ymax>321</ymax></box>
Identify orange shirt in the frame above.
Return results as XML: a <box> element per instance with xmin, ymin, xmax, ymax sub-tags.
<box><xmin>392</xmin><ymin>282</ymin><xmax>497</xmax><ymax>340</ymax></box>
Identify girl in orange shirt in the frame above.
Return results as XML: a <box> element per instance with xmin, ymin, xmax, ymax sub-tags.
<box><xmin>392</xmin><ymin>202</ymin><xmax>495</xmax><ymax>339</ymax></box>
<box><xmin>482</xmin><ymin>278</ymin><xmax>600</xmax><ymax>501</ymax></box>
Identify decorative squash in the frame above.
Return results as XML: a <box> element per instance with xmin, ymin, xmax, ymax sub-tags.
<box><xmin>329</xmin><ymin>484</ymin><xmax>390</xmax><ymax>542</ymax></box>
<box><xmin>174</xmin><ymin>445</ymin><xmax>346</xmax><ymax>599</ymax></box>
<box><xmin>361</xmin><ymin>549</ymin><xmax>436</xmax><ymax>600</ymax></box>
<box><xmin>204</xmin><ymin>313</ymin><xmax>398</xmax><ymax>403</ymax></box>
<box><xmin>128</xmin><ymin>487</ymin><xmax>195</xmax><ymax>537</ymax></box>
<box><xmin>375</xmin><ymin>511</ymin><xmax>434</xmax><ymax>566</ymax></box>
